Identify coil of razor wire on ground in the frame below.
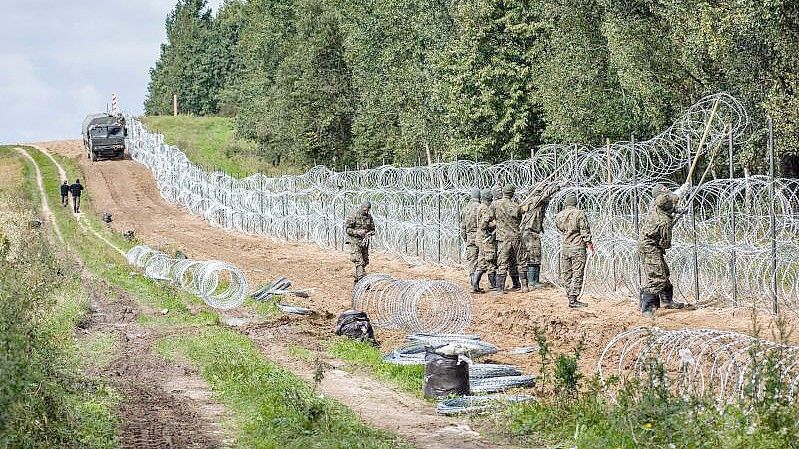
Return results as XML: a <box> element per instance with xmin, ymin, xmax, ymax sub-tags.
<box><xmin>124</xmin><ymin>93</ymin><xmax>799</xmax><ymax>312</ymax></box>
<box><xmin>598</xmin><ymin>327</ymin><xmax>799</xmax><ymax>405</ymax></box>
<box><xmin>351</xmin><ymin>274</ymin><xmax>473</xmax><ymax>334</ymax></box>
<box><xmin>384</xmin><ymin>333</ymin><xmax>497</xmax><ymax>364</ymax></box>
<box><xmin>126</xmin><ymin>245</ymin><xmax>248</xmax><ymax>310</ymax></box>
<box><xmin>436</xmin><ymin>395</ymin><xmax>534</xmax><ymax>416</ymax></box>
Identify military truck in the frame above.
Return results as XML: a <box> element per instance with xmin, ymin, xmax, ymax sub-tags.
<box><xmin>82</xmin><ymin>113</ymin><xmax>127</xmax><ymax>161</ymax></box>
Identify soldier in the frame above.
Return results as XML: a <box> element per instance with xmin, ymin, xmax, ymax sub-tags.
<box><xmin>345</xmin><ymin>201</ymin><xmax>376</xmax><ymax>284</ymax></box>
<box><xmin>479</xmin><ymin>188</ymin><xmax>501</xmax><ymax>291</ymax></box>
<box><xmin>60</xmin><ymin>180</ymin><xmax>70</xmax><ymax>207</ymax></box>
<box><xmin>554</xmin><ymin>193</ymin><xmax>594</xmax><ymax>308</ymax></box>
<box><xmin>475</xmin><ymin>188</ymin><xmax>494</xmax><ymax>290</ymax></box>
<box><xmin>638</xmin><ymin>191</ymin><xmax>686</xmax><ymax>316</ymax></box>
<box><xmin>480</xmin><ymin>184</ymin><xmax>528</xmax><ymax>294</ymax></box>
<box><xmin>519</xmin><ymin>181</ymin><xmax>566</xmax><ymax>291</ymax></box>
<box><xmin>460</xmin><ymin>188</ymin><xmax>483</xmax><ymax>293</ymax></box>
<box><xmin>70</xmin><ymin>179</ymin><xmax>84</xmax><ymax>213</ymax></box>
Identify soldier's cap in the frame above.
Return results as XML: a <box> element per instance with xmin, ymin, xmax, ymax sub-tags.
<box><xmin>502</xmin><ymin>184</ymin><xmax>515</xmax><ymax>195</ymax></box>
<box><xmin>564</xmin><ymin>193</ymin><xmax>577</xmax><ymax>206</ymax></box>
<box><xmin>470</xmin><ymin>188</ymin><xmax>480</xmax><ymax>199</ymax></box>
<box><xmin>651</xmin><ymin>183</ymin><xmax>667</xmax><ymax>198</ymax></box>
<box><xmin>480</xmin><ymin>189</ymin><xmax>492</xmax><ymax>202</ymax></box>
<box><xmin>360</xmin><ymin>200</ymin><xmax>371</xmax><ymax>210</ymax></box>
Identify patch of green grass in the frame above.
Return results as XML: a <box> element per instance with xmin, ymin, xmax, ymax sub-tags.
<box><xmin>328</xmin><ymin>338</ymin><xmax>424</xmax><ymax>397</ymax></box>
<box><xmin>78</xmin><ymin>332</ymin><xmax>116</xmax><ymax>370</ymax></box>
<box><xmin>155</xmin><ymin>328</ymin><xmax>411</xmax><ymax>449</ymax></box>
<box><xmin>139</xmin><ymin>116</ymin><xmax>301</xmax><ymax>177</ymax></box>
<box><xmin>288</xmin><ymin>344</ymin><xmax>316</xmax><ymax>362</ymax></box>
<box><xmin>246</xmin><ymin>297</ymin><xmax>281</xmax><ymax>319</ymax></box>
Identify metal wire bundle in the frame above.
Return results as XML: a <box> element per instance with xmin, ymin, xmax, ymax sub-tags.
<box><xmin>126</xmin><ymin>245</ymin><xmax>248</xmax><ymax>310</ymax></box>
<box><xmin>351</xmin><ymin>274</ymin><xmax>473</xmax><ymax>334</ymax></box>
<box><xmin>436</xmin><ymin>394</ymin><xmax>534</xmax><ymax>416</ymax></box>
<box><xmin>122</xmin><ymin>93</ymin><xmax>799</xmax><ymax>311</ymax></box>
<box><xmin>598</xmin><ymin>327</ymin><xmax>799</xmax><ymax>405</ymax></box>
<box><xmin>470</xmin><ymin>375</ymin><xmax>536</xmax><ymax>394</ymax></box>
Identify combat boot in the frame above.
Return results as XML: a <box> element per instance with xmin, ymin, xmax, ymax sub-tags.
<box><xmin>528</xmin><ymin>265</ymin><xmax>545</xmax><ymax>289</ymax></box>
<box><xmin>493</xmin><ymin>274</ymin><xmax>506</xmax><ymax>295</ymax></box>
<box><xmin>509</xmin><ymin>273</ymin><xmax>521</xmax><ymax>292</ymax></box>
<box><xmin>568</xmin><ymin>295</ymin><xmax>587</xmax><ymax>308</ymax></box>
<box><xmin>471</xmin><ymin>271</ymin><xmax>486</xmax><ymax>294</ymax></box>
<box><xmin>488</xmin><ymin>272</ymin><xmax>497</xmax><ymax>289</ymax></box>
<box><xmin>660</xmin><ymin>285</ymin><xmax>685</xmax><ymax>309</ymax></box>
<box><xmin>640</xmin><ymin>291</ymin><xmax>660</xmax><ymax>317</ymax></box>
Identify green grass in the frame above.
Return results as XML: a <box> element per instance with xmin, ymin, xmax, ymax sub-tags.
<box><xmin>155</xmin><ymin>328</ymin><xmax>412</xmax><ymax>449</ymax></box>
<box><xmin>328</xmin><ymin>339</ymin><xmax>424</xmax><ymax>397</ymax></box>
<box><xmin>139</xmin><ymin>116</ymin><xmax>300</xmax><ymax>177</ymax></box>
<box><xmin>288</xmin><ymin>344</ymin><xmax>316</xmax><ymax>362</ymax></box>
<box><xmin>78</xmin><ymin>332</ymin><xmax>117</xmax><ymax>370</ymax></box>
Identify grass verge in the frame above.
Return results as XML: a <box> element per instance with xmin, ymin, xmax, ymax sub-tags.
<box><xmin>328</xmin><ymin>339</ymin><xmax>424</xmax><ymax>396</ymax></box>
<box><xmin>156</xmin><ymin>328</ymin><xmax>412</xmax><ymax>449</ymax></box>
<box><xmin>0</xmin><ymin>147</ymin><xmax>117</xmax><ymax>449</ymax></box>
<box><xmin>139</xmin><ymin>116</ymin><xmax>301</xmax><ymax>177</ymax></box>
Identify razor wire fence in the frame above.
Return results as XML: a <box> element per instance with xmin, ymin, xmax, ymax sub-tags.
<box><xmin>125</xmin><ymin>92</ymin><xmax>799</xmax><ymax>314</ymax></box>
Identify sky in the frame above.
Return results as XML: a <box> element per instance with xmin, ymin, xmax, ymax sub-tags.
<box><xmin>0</xmin><ymin>0</ymin><xmax>222</xmax><ymax>144</ymax></box>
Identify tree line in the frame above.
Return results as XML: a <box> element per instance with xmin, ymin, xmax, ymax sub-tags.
<box><xmin>145</xmin><ymin>0</ymin><xmax>799</xmax><ymax>175</ymax></box>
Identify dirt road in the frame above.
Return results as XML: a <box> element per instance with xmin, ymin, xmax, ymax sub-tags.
<box><xmin>37</xmin><ymin>139</ymin><xmax>796</xmax><ymax>370</ymax></box>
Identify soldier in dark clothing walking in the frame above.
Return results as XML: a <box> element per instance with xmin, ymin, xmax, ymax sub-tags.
<box><xmin>70</xmin><ymin>179</ymin><xmax>84</xmax><ymax>213</ymax></box>
<box><xmin>345</xmin><ymin>201</ymin><xmax>376</xmax><ymax>284</ymax></box>
<box><xmin>60</xmin><ymin>180</ymin><xmax>70</xmax><ymax>207</ymax></box>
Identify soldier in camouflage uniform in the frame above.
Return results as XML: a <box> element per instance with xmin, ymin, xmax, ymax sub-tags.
<box><xmin>638</xmin><ymin>191</ymin><xmax>686</xmax><ymax>316</ymax></box>
<box><xmin>519</xmin><ymin>182</ymin><xmax>565</xmax><ymax>291</ymax></box>
<box><xmin>477</xmin><ymin>189</ymin><xmax>497</xmax><ymax>289</ymax></box>
<box><xmin>554</xmin><ymin>193</ymin><xmax>594</xmax><ymax>308</ymax></box>
<box><xmin>480</xmin><ymin>184</ymin><xmax>529</xmax><ymax>294</ymax></box>
<box><xmin>460</xmin><ymin>188</ymin><xmax>484</xmax><ymax>293</ymax></box>
<box><xmin>478</xmin><ymin>188</ymin><xmax>500</xmax><ymax>290</ymax></box>
<box><xmin>345</xmin><ymin>201</ymin><xmax>376</xmax><ymax>284</ymax></box>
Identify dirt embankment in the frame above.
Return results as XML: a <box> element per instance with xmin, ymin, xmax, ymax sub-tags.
<box><xmin>37</xmin><ymin>139</ymin><xmax>796</xmax><ymax>375</ymax></box>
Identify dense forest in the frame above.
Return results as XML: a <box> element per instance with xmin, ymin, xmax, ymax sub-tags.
<box><xmin>145</xmin><ymin>0</ymin><xmax>799</xmax><ymax>174</ymax></box>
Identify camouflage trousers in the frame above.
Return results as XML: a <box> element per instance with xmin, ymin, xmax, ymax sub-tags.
<box><xmin>519</xmin><ymin>230</ymin><xmax>542</xmax><ymax>267</ymax></box>
<box><xmin>478</xmin><ymin>238</ymin><xmax>497</xmax><ymax>273</ymax></box>
<box><xmin>496</xmin><ymin>238</ymin><xmax>522</xmax><ymax>276</ymax></box>
<box><xmin>640</xmin><ymin>249</ymin><xmax>671</xmax><ymax>294</ymax></box>
<box><xmin>560</xmin><ymin>245</ymin><xmax>586</xmax><ymax>297</ymax></box>
<box><xmin>347</xmin><ymin>240</ymin><xmax>370</xmax><ymax>276</ymax></box>
<box><xmin>464</xmin><ymin>234</ymin><xmax>480</xmax><ymax>272</ymax></box>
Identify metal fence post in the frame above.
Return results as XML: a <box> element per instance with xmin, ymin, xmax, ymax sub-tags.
<box><xmin>728</xmin><ymin>131</ymin><xmax>738</xmax><ymax>305</ymax></box>
<box><xmin>631</xmin><ymin>134</ymin><xmax>641</xmax><ymax>287</ymax></box>
<box><xmin>768</xmin><ymin>116</ymin><xmax>777</xmax><ymax>315</ymax></box>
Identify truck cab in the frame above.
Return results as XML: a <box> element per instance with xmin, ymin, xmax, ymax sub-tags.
<box><xmin>82</xmin><ymin>113</ymin><xmax>127</xmax><ymax>161</ymax></box>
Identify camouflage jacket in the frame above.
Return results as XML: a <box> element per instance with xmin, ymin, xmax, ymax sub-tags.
<box><xmin>554</xmin><ymin>206</ymin><xmax>592</xmax><ymax>249</ymax></box>
<box><xmin>459</xmin><ymin>199</ymin><xmax>482</xmax><ymax>242</ymax></box>
<box><xmin>638</xmin><ymin>206</ymin><xmax>674</xmax><ymax>254</ymax></box>
<box><xmin>344</xmin><ymin>210</ymin><xmax>375</xmax><ymax>244</ymax></box>
<box><xmin>476</xmin><ymin>202</ymin><xmax>492</xmax><ymax>242</ymax></box>
<box><xmin>481</xmin><ymin>198</ymin><xmax>522</xmax><ymax>242</ymax></box>
<box><xmin>521</xmin><ymin>183</ymin><xmax>560</xmax><ymax>232</ymax></box>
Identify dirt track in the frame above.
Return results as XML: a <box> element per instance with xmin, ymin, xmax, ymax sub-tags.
<box><xmin>38</xmin><ymin>139</ymin><xmax>796</xmax><ymax>370</ymax></box>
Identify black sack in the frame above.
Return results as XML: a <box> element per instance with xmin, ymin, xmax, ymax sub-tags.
<box><xmin>423</xmin><ymin>348</ymin><xmax>470</xmax><ymax>399</ymax></box>
<box><xmin>335</xmin><ymin>309</ymin><xmax>377</xmax><ymax>345</ymax></box>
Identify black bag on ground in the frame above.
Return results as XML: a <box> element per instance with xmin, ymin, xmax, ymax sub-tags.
<box><xmin>423</xmin><ymin>348</ymin><xmax>470</xmax><ymax>399</ymax></box>
<box><xmin>335</xmin><ymin>309</ymin><xmax>377</xmax><ymax>345</ymax></box>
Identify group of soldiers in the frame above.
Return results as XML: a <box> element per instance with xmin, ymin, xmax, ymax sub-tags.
<box><xmin>342</xmin><ymin>180</ymin><xmax>691</xmax><ymax>317</ymax></box>
<box><xmin>59</xmin><ymin>179</ymin><xmax>85</xmax><ymax>213</ymax></box>
<box><xmin>459</xmin><ymin>181</ymin><xmax>593</xmax><ymax>308</ymax></box>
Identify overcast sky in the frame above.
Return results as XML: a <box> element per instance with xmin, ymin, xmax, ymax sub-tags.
<box><xmin>0</xmin><ymin>0</ymin><xmax>222</xmax><ymax>144</ymax></box>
